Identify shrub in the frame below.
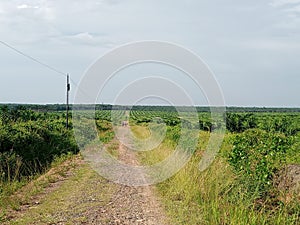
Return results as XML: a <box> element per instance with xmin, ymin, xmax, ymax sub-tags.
<box><xmin>0</xmin><ymin>116</ymin><xmax>79</xmax><ymax>180</ymax></box>
<box><xmin>228</xmin><ymin>129</ymin><xmax>292</xmax><ymax>197</ymax></box>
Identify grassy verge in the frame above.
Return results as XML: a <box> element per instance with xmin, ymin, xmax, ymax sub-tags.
<box><xmin>0</xmin><ymin>153</ymin><xmax>77</xmax><ymax>223</ymax></box>
<box><xmin>130</xmin><ymin>125</ymin><xmax>151</xmax><ymax>139</ymax></box>
<box><xmin>1</xmin><ymin>153</ymin><xmax>116</xmax><ymax>224</ymax></box>
<box><xmin>135</xmin><ymin>125</ymin><xmax>300</xmax><ymax>224</ymax></box>
<box><xmin>9</xmin><ymin>165</ymin><xmax>114</xmax><ymax>224</ymax></box>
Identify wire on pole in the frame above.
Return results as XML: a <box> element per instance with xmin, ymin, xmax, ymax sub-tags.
<box><xmin>0</xmin><ymin>40</ymin><xmax>67</xmax><ymax>77</ymax></box>
<box><xmin>0</xmin><ymin>40</ymin><xmax>73</xmax><ymax>128</ymax></box>
<box><xmin>0</xmin><ymin>40</ymin><xmax>98</xmax><ymax>123</ymax></box>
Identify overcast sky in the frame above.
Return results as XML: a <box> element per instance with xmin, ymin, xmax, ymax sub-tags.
<box><xmin>0</xmin><ymin>0</ymin><xmax>299</xmax><ymax>107</ymax></box>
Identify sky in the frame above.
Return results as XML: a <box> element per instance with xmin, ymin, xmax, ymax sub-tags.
<box><xmin>0</xmin><ymin>0</ymin><xmax>299</xmax><ymax>107</ymax></box>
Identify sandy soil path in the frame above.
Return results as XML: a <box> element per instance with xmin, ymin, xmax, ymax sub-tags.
<box><xmin>5</xmin><ymin>126</ymin><xmax>169</xmax><ymax>225</ymax></box>
<box><xmin>95</xmin><ymin>126</ymin><xmax>169</xmax><ymax>224</ymax></box>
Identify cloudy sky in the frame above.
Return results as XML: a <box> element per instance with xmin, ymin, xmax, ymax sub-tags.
<box><xmin>0</xmin><ymin>0</ymin><xmax>299</xmax><ymax>107</ymax></box>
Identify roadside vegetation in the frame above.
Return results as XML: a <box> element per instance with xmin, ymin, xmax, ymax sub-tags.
<box><xmin>132</xmin><ymin>110</ymin><xmax>300</xmax><ymax>224</ymax></box>
<box><xmin>1</xmin><ymin>105</ymin><xmax>299</xmax><ymax>224</ymax></box>
<box><xmin>0</xmin><ymin>106</ymin><xmax>115</xmax><ymax>222</ymax></box>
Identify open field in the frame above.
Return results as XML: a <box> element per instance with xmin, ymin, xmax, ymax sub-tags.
<box><xmin>0</xmin><ymin>105</ymin><xmax>299</xmax><ymax>224</ymax></box>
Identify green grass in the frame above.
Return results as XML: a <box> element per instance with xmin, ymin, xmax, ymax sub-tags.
<box><xmin>0</xmin><ymin>153</ymin><xmax>78</xmax><ymax>223</ymax></box>
<box><xmin>135</xmin><ymin>125</ymin><xmax>300</xmax><ymax>225</ymax></box>
<box><xmin>105</xmin><ymin>138</ymin><xmax>120</xmax><ymax>158</ymax></box>
<box><xmin>131</xmin><ymin>125</ymin><xmax>151</xmax><ymax>139</ymax></box>
<box><xmin>1</xmin><ymin>153</ymin><xmax>116</xmax><ymax>225</ymax></box>
<box><xmin>9</xmin><ymin>163</ymin><xmax>114</xmax><ymax>225</ymax></box>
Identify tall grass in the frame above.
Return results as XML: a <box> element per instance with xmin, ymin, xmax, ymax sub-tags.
<box><xmin>0</xmin><ymin>109</ymin><xmax>81</xmax><ymax>220</ymax></box>
<box><xmin>136</xmin><ymin>125</ymin><xmax>300</xmax><ymax>224</ymax></box>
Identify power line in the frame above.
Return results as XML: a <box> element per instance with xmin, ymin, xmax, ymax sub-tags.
<box><xmin>0</xmin><ymin>39</ymin><xmax>96</xmax><ymax>104</ymax></box>
<box><xmin>0</xmin><ymin>39</ymin><xmax>72</xmax><ymax>127</ymax></box>
<box><xmin>0</xmin><ymin>40</ymin><xmax>67</xmax><ymax>77</ymax></box>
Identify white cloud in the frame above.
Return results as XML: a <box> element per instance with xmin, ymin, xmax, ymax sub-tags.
<box><xmin>17</xmin><ymin>4</ymin><xmax>28</xmax><ymax>9</ymax></box>
<box><xmin>268</xmin><ymin>0</ymin><xmax>300</xmax><ymax>32</ymax></box>
<box><xmin>17</xmin><ymin>4</ymin><xmax>39</xmax><ymax>9</ymax></box>
<box><xmin>59</xmin><ymin>32</ymin><xmax>116</xmax><ymax>48</ymax></box>
<box><xmin>270</xmin><ymin>0</ymin><xmax>300</xmax><ymax>13</ymax></box>
<box><xmin>75</xmin><ymin>32</ymin><xmax>94</xmax><ymax>41</ymax></box>
<box><xmin>270</xmin><ymin>0</ymin><xmax>300</xmax><ymax>7</ymax></box>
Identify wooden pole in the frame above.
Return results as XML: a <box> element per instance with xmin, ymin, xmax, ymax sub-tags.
<box><xmin>66</xmin><ymin>74</ymin><xmax>70</xmax><ymax>128</ymax></box>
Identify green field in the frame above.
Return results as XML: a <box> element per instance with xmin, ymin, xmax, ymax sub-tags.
<box><xmin>0</xmin><ymin>105</ymin><xmax>300</xmax><ymax>224</ymax></box>
<box><xmin>130</xmin><ymin>109</ymin><xmax>300</xmax><ymax>224</ymax></box>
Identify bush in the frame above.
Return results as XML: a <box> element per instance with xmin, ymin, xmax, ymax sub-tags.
<box><xmin>228</xmin><ymin>129</ymin><xmax>292</xmax><ymax>197</ymax></box>
<box><xmin>0</xmin><ymin>114</ymin><xmax>79</xmax><ymax>180</ymax></box>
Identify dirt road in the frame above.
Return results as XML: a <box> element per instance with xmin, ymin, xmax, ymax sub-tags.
<box><xmin>6</xmin><ymin>126</ymin><xmax>169</xmax><ymax>225</ymax></box>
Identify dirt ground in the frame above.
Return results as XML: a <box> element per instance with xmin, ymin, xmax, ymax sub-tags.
<box><xmin>5</xmin><ymin>126</ymin><xmax>169</xmax><ymax>225</ymax></box>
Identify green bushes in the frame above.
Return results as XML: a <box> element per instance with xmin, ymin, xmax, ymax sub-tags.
<box><xmin>228</xmin><ymin>129</ymin><xmax>292</xmax><ymax>197</ymax></box>
<box><xmin>226</xmin><ymin>113</ymin><xmax>257</xmax><ymax>132</ymax></box>
<box><xmin>0</xmin><ymin>108</ymin><xmax>79</xmax><ymax>182</ymax></box>
<box><xmin>225</xmin><ymin>112</ymin><xmax>300</xmax><ymax>135</ymax></box>
<box><xmin>132</xmin><ymin>110</ymin><xmax>300</xmax><ymax>224</ymax></box>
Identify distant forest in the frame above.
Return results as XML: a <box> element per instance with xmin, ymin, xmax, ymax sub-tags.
<box><xmin>1</xmin><ymin>103</ymin><xmax>300</xmax><ymax>113</ymax></box>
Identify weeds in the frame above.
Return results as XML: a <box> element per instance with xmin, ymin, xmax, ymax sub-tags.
<box><xmin>137</xmin><ymin>124</ymin><xmax>300</xmax><ymax>224</ymax></box>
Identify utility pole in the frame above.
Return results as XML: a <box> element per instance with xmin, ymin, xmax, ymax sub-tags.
<box><xmin>66</xmin><ymin>74</ymin><xmax>70</xmax><ymax>128</ymax></box>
